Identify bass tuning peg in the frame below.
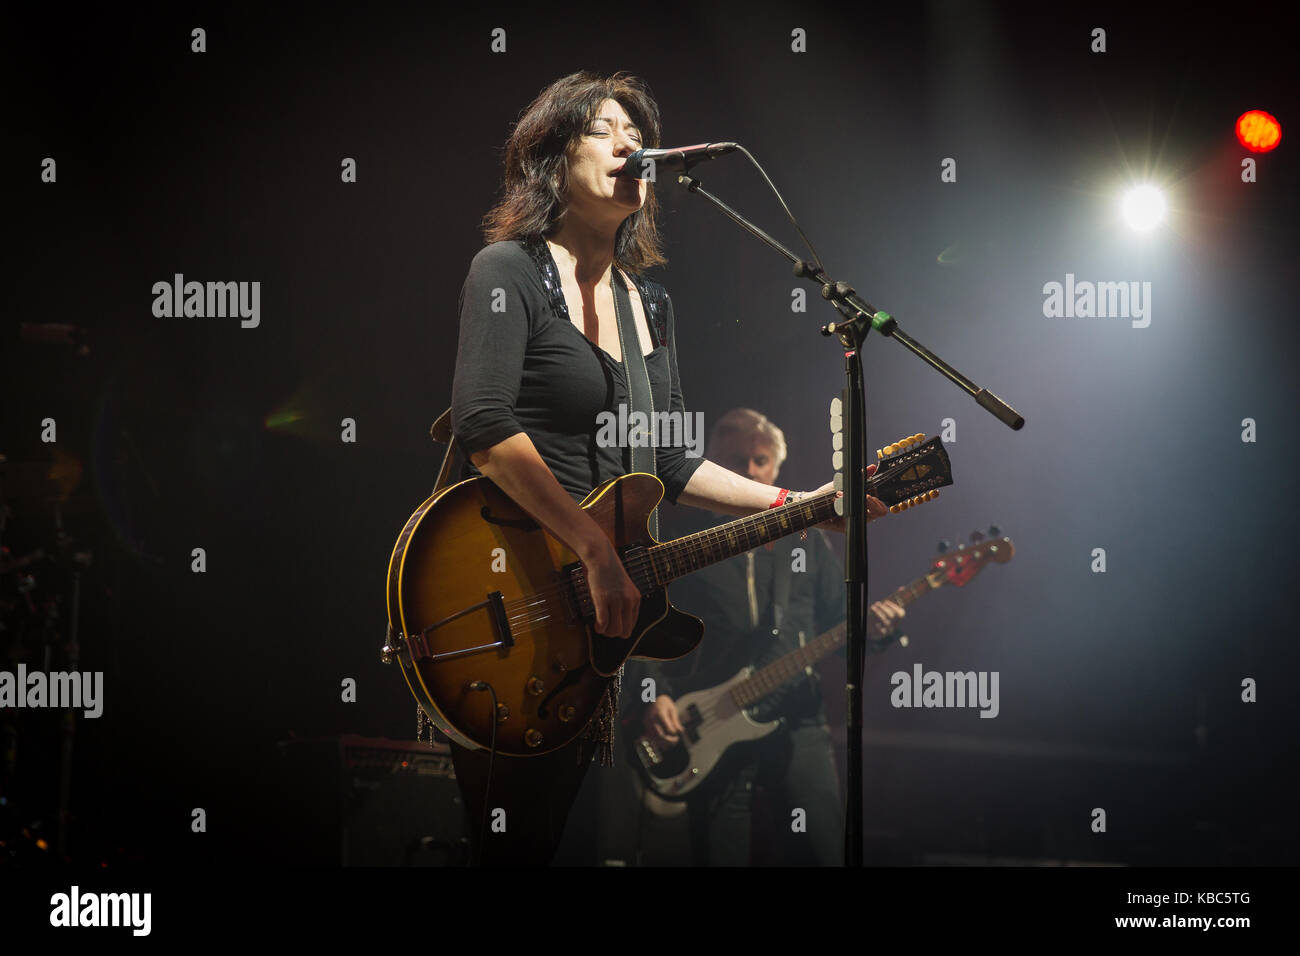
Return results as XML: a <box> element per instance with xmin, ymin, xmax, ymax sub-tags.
<box><xmin>937</xmin><ymin>539</ymin><xmax>951</xmax><ymax>553</ymax></box>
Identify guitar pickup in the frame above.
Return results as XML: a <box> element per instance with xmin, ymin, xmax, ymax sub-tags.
<box><xmin>637</xmin><ymin>737</ymin><xmax>663</xmax><ymax>766</ymax></box>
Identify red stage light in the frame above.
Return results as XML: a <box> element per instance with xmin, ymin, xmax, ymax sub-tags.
<box><xmin>1236</xmin><ymin>110</ymin><xmax>1281</xmax><ymax>152</ymax></box>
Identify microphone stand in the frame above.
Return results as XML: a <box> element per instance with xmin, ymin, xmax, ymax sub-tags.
<box><xmin>674</xmin><ymin>170</ymin><xmax>1024</xmax><ymax>866</ymax></box>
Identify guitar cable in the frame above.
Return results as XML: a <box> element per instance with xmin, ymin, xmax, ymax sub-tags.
<box><xmin>467</xmin><ymin>680</ymin><xmax>498</xmax><ymax>867</ymax></box>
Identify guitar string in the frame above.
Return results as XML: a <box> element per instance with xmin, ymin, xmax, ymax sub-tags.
<box><xmin>421</xmin><ymin>496</ymin><xmax>840</xmax><ymax>646</ymax></box>
<box><xmin>496</xmin><ymin>498</ymin><xmax>830</xmax><ymax>623</ymax></box>
<box><xmin>605</xmin><ymin>591</ymin><xmax>929</xmax><ymax>733</ymax></box>
<box><xmin>671</xmin><ymin>632</ymin><xmax>851</xmax><ymax>726</ymax></box>
<box><xmin>674</xmin><ymin>580</ymin><xmax>950</xmax><ymax>723</ymax></box>
<box><xmin>505</xmin><ymin>525</ymin><xmax>941</xmax><ymax>638</ymax></box>
<box><xmin>686</xmin><ymin>588</ymin><xmax>931</xmax><ymax>716</ymax></box>
<box><xmin>436</xmin><ymin>461</ymin><xmax>920</xmax><ymax>637</ymax></box>
<box><xmin>451</xmin><ymin>505</ymin><xmax>846</xmax><ymax>658</ymax></box>
<box><xmin>478</xmin><ymin>502</ymin><xmax>820</xmax><ymax>632</ymax></box>
<box><xmin>689</xmin><ymin>597</ymin><xmax>940</xmax><ymax>719</ymax></box>
<box><xmin>498</xmin><ymin>511</ymin><xmax>795</xmax><ymax>632</ymax></box>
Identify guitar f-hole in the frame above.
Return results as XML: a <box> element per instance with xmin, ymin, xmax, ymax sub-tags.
<box><xmin>537</xmin><ymin>664</ymin><xmax>588</xmax><ymax>718</ymax></box>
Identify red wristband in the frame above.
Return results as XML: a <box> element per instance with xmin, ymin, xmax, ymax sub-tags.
<box><xmin>768</xmin><ymin>488</ymin><xmax>790</xmax><ymax>509</ymax></box>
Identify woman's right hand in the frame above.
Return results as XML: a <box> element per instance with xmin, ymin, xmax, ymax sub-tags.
<box><xmin>582</xmin><ymin>538</ymin><xmax>641</xmax><ymax>639</ymax></box>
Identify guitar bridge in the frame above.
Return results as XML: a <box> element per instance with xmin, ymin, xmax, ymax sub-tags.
<box><xmin>486</xmin><ymin>590</ymin><xmax>513</xmax><ymax>648</ymax></box>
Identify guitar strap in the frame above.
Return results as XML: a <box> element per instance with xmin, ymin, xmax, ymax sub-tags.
<box><xmin>429</xmin><ymin>269</ymin><xmax>657</xmax><ymax>513</ymax></box>
<box><xmin>770</xmin><ymin>543</ymin><xmax>793</xmax><ymax>638</ymax></box>
<box><xmin>429</xmin><ymin>408</ymin><xmax>456</xmax><ymax>494</ymax></box>
<box><xmin>610</xmin><ymin>270</ymin><xmax>660</xmax><ymax>540</ymax></box>
<box><xmin>415</xmin><ymin>410</ymin><xmax>456</xmax><ymax>747</ymax></box>
<box><xmin>771</xmin><ymin>541</ymin><xmax>818</xmax><ymax>699</ymax></box>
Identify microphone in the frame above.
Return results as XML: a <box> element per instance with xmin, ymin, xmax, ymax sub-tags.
<box><xmin>615</xmin><ymin>142</ymin><xmax>739</xmax><ymax>179</ymax></box>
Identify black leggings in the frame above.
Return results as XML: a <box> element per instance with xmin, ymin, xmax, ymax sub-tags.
<box><xmin>449</xmin><ymin>736</ymin><xmax>596</xmax><ymax>866</ymax></box>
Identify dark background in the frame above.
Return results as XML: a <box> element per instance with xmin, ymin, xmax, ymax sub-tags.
<box><xmin>3</xmin><ymin>0</ymin><xmax>1297</xmax><ymax>867</ymax></box>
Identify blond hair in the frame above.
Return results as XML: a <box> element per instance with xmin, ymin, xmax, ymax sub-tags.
<box><xmin>707</xmin><ymin>408</ymin><xmax>788</xmax><ymax>467</ymax></box>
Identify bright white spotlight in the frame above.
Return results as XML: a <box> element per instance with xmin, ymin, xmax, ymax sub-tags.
<box><xmin>1121</xmin><ymin>185</ymin><xmax>1167</xmax><ymax>232</ymax></box>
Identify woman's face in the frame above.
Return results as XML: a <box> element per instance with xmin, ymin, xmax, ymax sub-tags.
<box><xmin>563</xmin><ymin>97</ymin><xmax>647</xmax><ymax>226</ymax></box>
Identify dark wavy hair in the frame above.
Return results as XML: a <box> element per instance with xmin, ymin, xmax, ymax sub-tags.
<box><xmin>481</xmin><ymin>71</ymin><xmax>666</xmax><ymax>273</ymax></box>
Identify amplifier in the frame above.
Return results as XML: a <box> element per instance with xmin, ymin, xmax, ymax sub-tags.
<box><xmin>276</xmin><ymin>735</ymin><xmax>468</xmax><ymax>866</ymax></box>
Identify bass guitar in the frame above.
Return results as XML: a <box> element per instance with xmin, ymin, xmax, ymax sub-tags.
<box><xmin>629</xmin><ymin>530</ymin><xmax>1015</xmax><ymax>800</ymax></box>
<box><xmin>383</xmin><ymin>433</ymin><xmax>951</xmax><ymax>756</ymax></box>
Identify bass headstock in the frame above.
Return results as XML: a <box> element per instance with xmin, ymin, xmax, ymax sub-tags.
<box><xmin>933</xmin><ymin>531</ymin><xmax>1015</xmax><ymax>587</ymax></box>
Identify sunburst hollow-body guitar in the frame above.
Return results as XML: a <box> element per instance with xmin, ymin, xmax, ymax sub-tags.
<box><xmin>383</xmin><ymin>434</ymin><xmax>952</xmax><ymax>757</ymax></box>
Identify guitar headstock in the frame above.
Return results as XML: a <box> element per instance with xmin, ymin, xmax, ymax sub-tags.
<box><xmin>933</xmin><ymin>532</ymin><xmax>1015</xmax><ymax>587</ymax></box>
<box><xmin>869</xmin><ymin>433</ymin><xmax>953</xmax><ymax>512</ymax></box>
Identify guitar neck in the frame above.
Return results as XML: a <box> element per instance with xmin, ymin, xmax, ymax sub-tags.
<box><xmin>650</xmin><ymin>490</ymin><xmax>840</xmax><ymax>585</ymax></box>
<box><xmin>885</xmin><ymin>568</ymin><xmax>947</xmax><ymax>610</ymax></box>
<box><xmin>645</xmin><ymin>435</ymin><xmax>952</xmax><ymax>588</ymax></box>
<box><xmin>730</xmin><ymin>569</ymin><xmax>944</xmax><ymax>709</ymax></box>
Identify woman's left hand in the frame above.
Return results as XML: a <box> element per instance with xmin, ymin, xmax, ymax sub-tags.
<box><xmin>811</xmin><ymin>462</ymin><xmax>888</xmax><ymax>533</ymax></box>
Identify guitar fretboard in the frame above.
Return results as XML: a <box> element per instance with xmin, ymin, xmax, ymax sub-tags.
<box><xmin>647</xmin><ymin>490</ymin><xmax>840</xmax><ymax>586</ymax></box>
<box><xmin>729</xmin><ymin>570</ymin><xmax>943</xmax><ymax>709</ymax></box>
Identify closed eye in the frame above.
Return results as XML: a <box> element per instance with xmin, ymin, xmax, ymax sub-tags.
<box><xmin>588</xmin><ymin>130</ymin><xmax>642</xmax><ymax>145</ymax></box>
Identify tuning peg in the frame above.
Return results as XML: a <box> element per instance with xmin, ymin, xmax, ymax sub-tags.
<box><xmin>937</xmin><ymin>539</ymin><xmax>951</xmax><ymax>553</ymax></box>
<box><xmin>970</xmin><ymin>529</ymin><xmax>985</xmax><ymax>543</ymax></box>
<box><xmin>988</xmin><ymin>524</ymin><xmax>1001</xmax><ymax>537</ymax></box>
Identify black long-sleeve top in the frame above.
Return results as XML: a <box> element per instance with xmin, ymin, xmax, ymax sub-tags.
<box><xmin>450</xmin><ymin>237</ymin><xmax>705</xmax><ymax>503</ymax></box>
